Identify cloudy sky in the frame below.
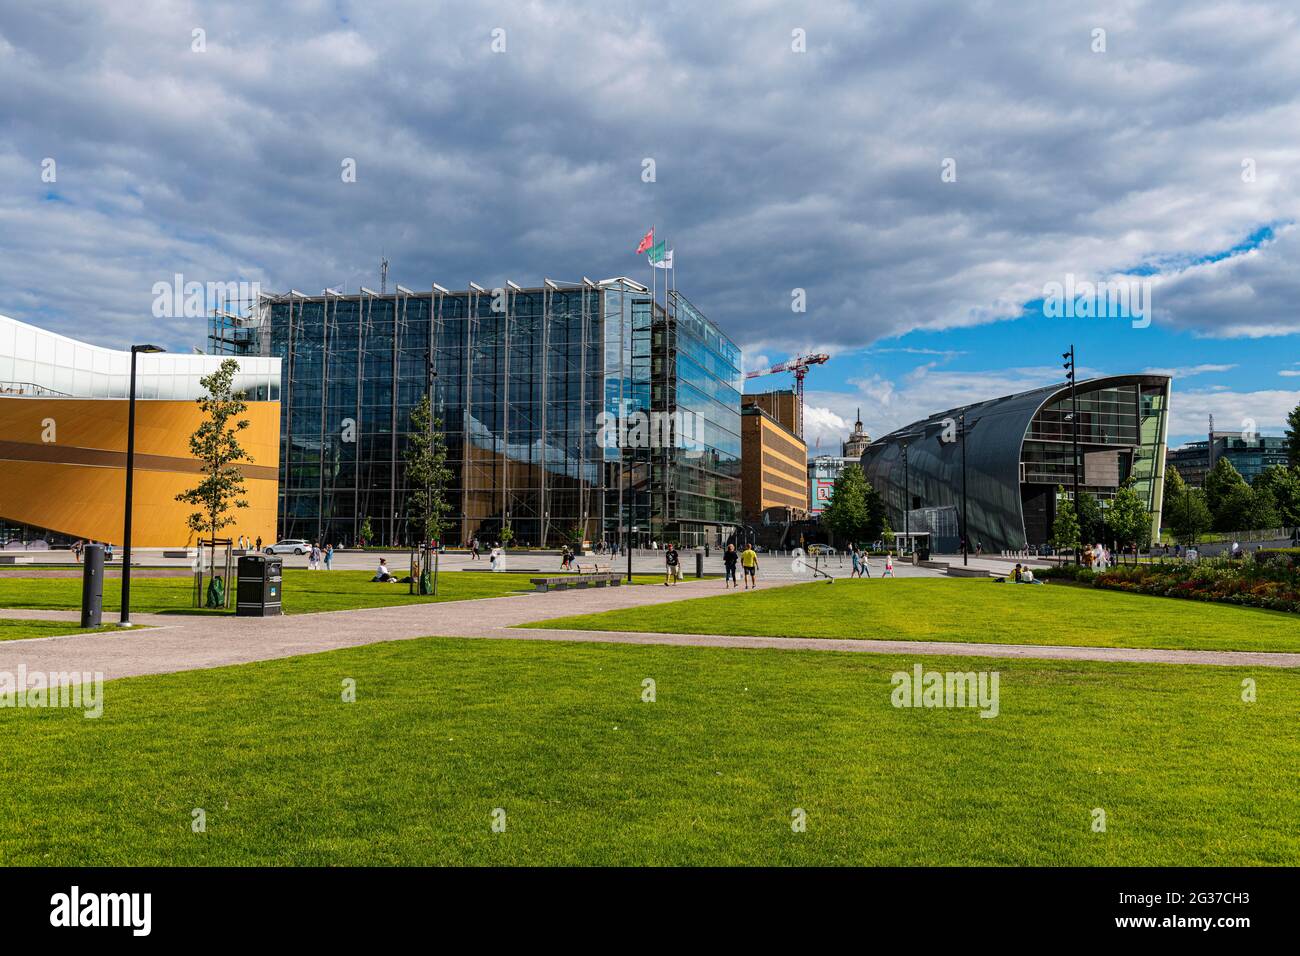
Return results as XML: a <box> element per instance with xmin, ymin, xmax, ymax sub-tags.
<box><xmin>1</xmin><ymin>0</ymin><xmax>1298</xmax><ymax>449</ymax></box>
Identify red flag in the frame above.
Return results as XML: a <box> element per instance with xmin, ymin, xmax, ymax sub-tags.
<box><xmin>634</xmin><ymin>227</ymin><xmax>654</xmax><ymax>255</ymax></box>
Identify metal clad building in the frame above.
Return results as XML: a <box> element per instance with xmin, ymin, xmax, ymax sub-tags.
<box><xmin>861</xmin><ymin>374</ymin><xmax>1171</xmax><ymax>552</ymax></box>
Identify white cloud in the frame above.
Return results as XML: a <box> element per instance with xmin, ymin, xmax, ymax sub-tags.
<box><xmin>0</xmin><ymin>0</ymin><xmax>1298</xmax><ymax>361</ymax></box>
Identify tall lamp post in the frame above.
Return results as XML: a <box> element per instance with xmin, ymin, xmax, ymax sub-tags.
<box><xmin>901</xmin><ymin>439</ymin><xmax>910</xmax><ymax>551</ymax></box>
<box><xmin>960</xmin><ymin>412</ymin><xmax>970</xmax><ymax>566</ymax></box>
<box><xmin>1062</xmin><ymin>345</ymin><xmax>1080</xmax><ymax>564</ymax></box>
<box><xmin>121</xmin><ymin>343</ymin><xmax>165</xmax><ymax>626</ymax></box>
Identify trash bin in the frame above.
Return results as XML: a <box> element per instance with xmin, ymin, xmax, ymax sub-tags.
<box><xmin>236</xmin><ymin>554</ymin><xmax>282</xmax><ymax>616</ymax></box>
<box><xmin>80</xmin><ymin>544</ymin><xmax>104</xmax><ymax>627</ymax></box>
<box><xmin>695</xmin><ymin>552</ymin><xmax>704</xmax><ymax>578</ymax></box>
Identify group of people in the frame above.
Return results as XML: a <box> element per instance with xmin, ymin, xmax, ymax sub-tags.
<box><xmin>1010</xmin><ymin>563</ymin><xmax>1043</xmax><ymax>584</ymax></box>
<box><xmin>233</xmin><ymin>535</ymin><xmax>264</xmax><ymax>552</ymax></box>
<box><xmin>720</xmin><ymin>543</ymin><xmax>760</xmax><ymax>589</ymax></box>
<box><xmin>307</xmin><ymin>543</ymin><xmax>334</xmax><ymax>570</ymax></box>
<box><xmin>1081</xmin><ymin>542</ymin><xmax>1111</xmax><ymax>570</ymax></box>
<box><xmin>848</xmin><ymin>545</ymin><xmax>896</xmax><ymax>579</ymax></box>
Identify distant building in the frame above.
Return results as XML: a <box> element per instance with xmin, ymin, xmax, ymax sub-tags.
<box><xmin>842</xmin><ymin>409</ymin><xmax>871</xmax><ymax>458</ymax></box>
<box><xmin>1167</xmin><ymin>431</ymin><xmax>1289</xmax><ymax>487</ymax></box>
<box><xmin>740</xmin><ymin>402</ymin><xmax>808</xmax><ymax>522</ymax></box>
<box><xmin>861</xmin><ymin>374</ymin><xmax>1171</xmax><ymax>552</ymax></box>
<box><xmin>744</xmin><ymin>389</ymin><xmax>799</xmax><ymax>435</ymax></box>
<box><xmin>807</xmin><ymin>455</ymin><xmax>854</xmax><ymax>515</ymax></box>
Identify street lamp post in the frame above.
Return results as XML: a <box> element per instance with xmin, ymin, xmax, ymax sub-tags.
<box><xmin>121</xmin><ymin>344</ymin><xmax>165</xmax><ymax>626</ymax></box>
<box><xmin>960</xmin><ymin>411</ymin><xmax>969</xmax><ymax>566</ymax></box>
<box><xmin>1063</xmin><ymin>345</ymin><xmax>1080</xmax><ymax>564</ymax></box>
<box><xmin>901</xmin><ymin>439</ymin><xmax>909</xmax><ymax>552</ymax></box>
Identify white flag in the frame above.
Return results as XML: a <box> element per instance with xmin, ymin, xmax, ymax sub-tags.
<box><xmin>649</xmin><ymin>249</ymin><xmax>673</xmax><ymax>269</ymax></box>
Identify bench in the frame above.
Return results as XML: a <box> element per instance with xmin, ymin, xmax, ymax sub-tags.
<box><xmin>575</xmin><ymin>562</ymin><xmax>611</xmax><ymax>575</ymax></box>
<box><xmin>530</xmin><ymin>572</ymin><xmax>622</xmax><ymax>593</ymax></box>
<box><xmin>946</xmin><ymin>565</ymin><xmax>994</xmax><ymax>578</ymax></box>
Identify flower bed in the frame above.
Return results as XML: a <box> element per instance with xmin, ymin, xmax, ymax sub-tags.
<box><xmin>1037</xmin><ymin>560</ymin><xmax>1300</xmax><ymax>613</ymax></box>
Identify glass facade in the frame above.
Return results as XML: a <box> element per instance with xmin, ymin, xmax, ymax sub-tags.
<box><xmin>243</xmin><ymin>282</ymin><xmax>741</xmax><ymax>547</ymax></box>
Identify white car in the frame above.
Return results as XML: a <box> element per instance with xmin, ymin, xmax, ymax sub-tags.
<box><xmin>265</xmin><ymin>539</ymin><xmax>312</xmax><ymax>555</ymax></box>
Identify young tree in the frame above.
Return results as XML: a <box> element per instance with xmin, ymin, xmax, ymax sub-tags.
<box><xmin>1050</xmin><ymin>486</ymin><xmax>1081</xmax><ymax>562</ymax></box>
<box><xmin>1075</xmin><ymin>490</ymin><xmax>1103</xmax><ymax>544</ymax></box>
<box><xmin>358</xmin><ymin>517</ymin><xmax>373</xmax><ymax>548</ymax></box>
<box><xmin>1108</xmin><ymin>480</ymin><xmax>1152</xmax><ymax>564</ymax></box>
<box><xmin>499</xmin><ymin>521</ymin><xmax>515</xmax><ymax>549</ymax></box>
<box><xmin>1216</xmin><ymin>485</ymin><xmax>1280</xmax><ymax>534</ymax></box>
<box><xmin>1252</xmin><ymin>464</ymin><xmax>1300</xmax><ymax>527</ymax></box>
<box><xmin>1163</xmin><ymin>465</ymin><xmax>1187</xmax><ymax>506</ymax></box>
<box><xmin>403</xmin><ymin>395</ymin><xmax>452</xmax><ymax>594</ymax></box>
<box><xmin>1165</xmin><ymin>486</ymin><xmax>1212</xmax><ymax>546</ymax></box>
<box><xmin>822</xmin><ymin>465</ymin><xmax>886</xmax><ymax>545</ymax></box>
<box><xmin>1203</xmin><ymin>457</ymin><xmax>1247</xmax><ymax>518</ymax></box>
<box><xmin>175</xmin><ymin>358</ymin><xmax>252</xmax><ymax>541</ymax></box>
<box><xmin>1286</xmin><ymin>401</ymin><xmax>1300</xmax><ymax>469</ymax></box>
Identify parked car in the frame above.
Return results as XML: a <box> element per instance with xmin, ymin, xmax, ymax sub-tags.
<box><xmin>265</xmin><ymin>539</ymin><xmax>311</xmax><ymax>555</ymax></box>
<box><xmin>807</xmin><ymin>544</ymin><xmax>836</xmax><ymax>556</ymax></box>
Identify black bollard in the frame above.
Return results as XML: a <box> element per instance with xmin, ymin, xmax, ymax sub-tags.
<box><xmin>81</xmin><ymin>544</ymin><xmax>104</xmax><ymax>627</ymax></box>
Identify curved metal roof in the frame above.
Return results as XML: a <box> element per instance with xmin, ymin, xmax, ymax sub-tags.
<box><xmin>861</xmin><ymin>375</ymin><xmax>1171</xmax><ymax>551</ymax></box>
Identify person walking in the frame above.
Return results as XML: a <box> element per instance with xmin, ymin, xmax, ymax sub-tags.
<box><xmin>664</xmin><ymin>543</ymin><xmax>680</xmax><ymax>586</ymax></box>
<box><xmin>723</xmin><ymin>543</ymin><xmax>738</xmax><ymax>588</ymax></box>
<box><xmin>324</xmin><ymin>544</ymin><xmax>334</xmax><ymax>570</ymax></box>
<box><xmin>471</xmin><ymin>537</ymin><xmax>480</xmax><ymax>561</ymax></box>
<box><xmin>860</xmin><ymin>550</ymin><xmax>871</xmax><ymax>577</ymax></box>
<box><xmin>309</xmin><ymin>542</ymin><xmax>321</xmax><ymax>570</ymax></box>
<box><xmin>850</xmin><ymin>545</ymin><xmax>862</xmax><ymax>579</ymax></box>
<box><xmin>255</xmin><ymin>535</ymin><xmax>263</xmax><ymax>552</ymax></box>
<box><xmin>883</xmin><ymin>552</ymin><xmax>895</xmax><ymax>577</ymax></box>
<box><xmin>741</xmin><ymin>543</ymin><xmax>759</xmax><ymax>589</ymax></box>
<box><xmin>560</xmin><ymin>546</ymin><xmax>573</xmax><ymax>571</ymax></box>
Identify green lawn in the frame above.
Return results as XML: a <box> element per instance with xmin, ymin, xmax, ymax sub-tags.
<box><xmin>0</xmin><ymin>636</ymin><xmax>1295</xmax><ymax>865</ymax></box>
<box><xmin>520</xmin><ymin>578</ymin><xmax>1300</xmax><ymax>654</ymax></box>
<box><xmin>0</xmin><ymin>618</ymin><xmax>126</xmax><ymax>642</ymax></box>
<box><xmin>0</xmin><ymin>570</ymin><xmax>665</xmax><ymax>616</ymax></box>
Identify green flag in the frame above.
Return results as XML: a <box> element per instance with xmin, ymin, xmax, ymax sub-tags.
<box><xmin>648</xmin><ymin>240</ymin><xmax>667</xmax><ymax>263</ymax></box>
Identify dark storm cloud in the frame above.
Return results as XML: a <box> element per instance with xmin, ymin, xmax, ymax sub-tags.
<box><xmin>1</xmin><ymin>0</ymin><xmax>1298</xmax><ymax>352</ymax></box>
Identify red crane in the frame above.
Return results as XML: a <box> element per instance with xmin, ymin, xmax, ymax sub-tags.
<box><xmin>744</xmin><ymin>353</ymin><xmax>830</xmax><ymax>439</ymax></box>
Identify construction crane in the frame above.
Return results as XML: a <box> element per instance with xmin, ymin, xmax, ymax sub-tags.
<box><xmin>744</xmin><ymin>353</ymin><xmax>829</xmax><ymax>439</ymax></box>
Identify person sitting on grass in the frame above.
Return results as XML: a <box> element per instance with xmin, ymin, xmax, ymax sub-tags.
<box><xmin>373</xmin><ymin>558</ymin><xmax>397</xmax><ymax>583</ymax></box>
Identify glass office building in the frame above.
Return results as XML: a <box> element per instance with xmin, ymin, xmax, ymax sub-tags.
<box><xmin>221</xmin><ymin>279</ymin><xmax>741</xmax><ymax>548</ymax></box>
<box><xmin>860</xmin><ymin>375</ymin><xmax>1171</xmax><ymax>552</ymax></box>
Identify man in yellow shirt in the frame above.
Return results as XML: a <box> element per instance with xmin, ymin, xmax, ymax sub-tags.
<box><xmin>740</xmin><ymin>545</ymin><xmax>759</xmax><ymax>589</ymax></box>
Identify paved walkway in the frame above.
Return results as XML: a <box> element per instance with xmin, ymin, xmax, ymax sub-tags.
<box><xmin>2</xmin><ymin>576</ymin><xmax>1299</xmax><ymax>679</ymax></box>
